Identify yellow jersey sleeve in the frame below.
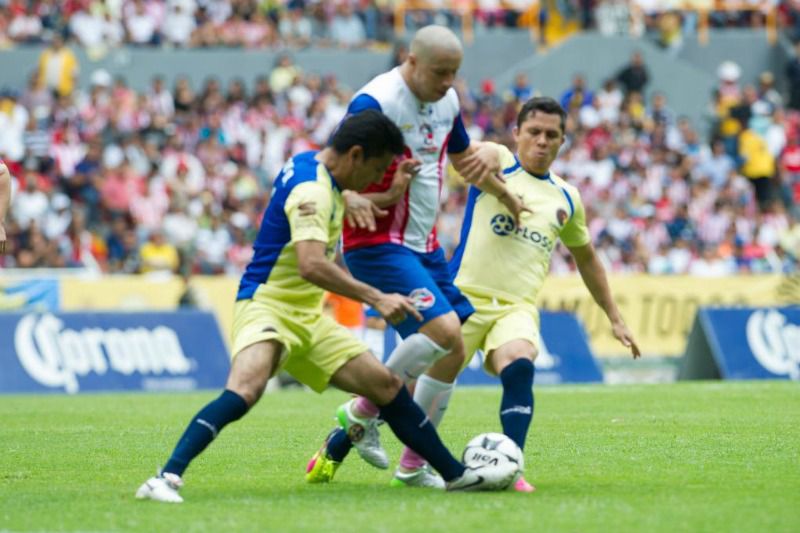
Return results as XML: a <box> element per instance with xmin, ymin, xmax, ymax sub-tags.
<box><xmin>489</xmin><ymin>142</ymin><xmax>518</xmax><ymax>172</ymax></box>
<box><xmin>285</xmin><ymin>181</ymin><xmax>333</xmax><ymax>244</ymax></box>
<box><xmin>558</xmin><ymin>185</ymin><xmax>591</xmax><ymax>248</ymax></box>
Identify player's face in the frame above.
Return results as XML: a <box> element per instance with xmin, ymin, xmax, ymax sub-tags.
<box><xmin>411</xmin><ymin>50</ymin><xmax>462</xmax><ymax>102</ymax></box>
<box><xmin>514</xmin><ymin>111</ymin><xmax>564</xmax><ymax>175</ymax></box>
<box><xmin>350</xmin><ymin>151</ymin><xmax>394</xmax><ymax>191</ymax></box>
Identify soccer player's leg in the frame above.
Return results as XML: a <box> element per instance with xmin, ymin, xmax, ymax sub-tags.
<box><xmin>394</xmin><ymin>247</ymin><xmax>476</xmax><ymax>487</ymax></box>
<box><xmin>483</xmin><ymin>306</ymin><xmax>540</xmax><ymax>493</ymax></box>
<box><xmin>289</xmin><ymin>315</ymin><xmax>383</xmax><ymax>482</ymax></box>
<box><xmin>136</xmin><ymin>299</ymin><xmax>289</xmax><ymax>503</ymax></box>
<box><xmin>313</xmin><ymin>244</ymin><xmax>462</xmax><ymax>474</ymax></box>
<box><xmin>328</xmin><ymin>347</ymin><xmax>518</xmax><ymax>491</ymax></box>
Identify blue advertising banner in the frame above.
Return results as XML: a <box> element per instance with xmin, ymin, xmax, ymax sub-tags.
<box><xmin>0</xmin><ymin>311</ymin><xmax>230</xmax><ymax>394</ymax></box>
<box><xmin>679</xmin><ymin>307</ymin><xmax>800</xmax><ymax>381</ymax></box>
<box><xmin>383</xmin><ymin>311</ymin><xmax>603</xmax><ymax>385</ymax></box>
<box><xmin>0</xmin><ymin>278</ymin><xmax>59</xmax><ymax>311</ymax></box>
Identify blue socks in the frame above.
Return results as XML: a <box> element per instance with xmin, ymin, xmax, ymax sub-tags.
<box><xmin>163</xmin><ymin>389</ymin><xmax>249</xmax><ymax>476</ymax></box>
<box><xmin>379</xmin><ymin>386</ymin><xmax>465</xmax><ymax>482</ymax></box>
<box><xmin>499</xmin><ymin>358</ymin><xmax>535</xmax><ymax>450</ymax></box>
<box><xmin>325</xmin><ymin>428</ymin><xmax>353</xmax><ymax>462</ymax></box>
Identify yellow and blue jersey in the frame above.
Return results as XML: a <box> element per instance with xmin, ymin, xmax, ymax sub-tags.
<box><xmin>237</xmin><ymin>151</ymin><xmax>343</xmax><ymax>314</ymax></box>
<box><xmin>451</xmin><ymin>143</ymin><xmax>590</xmax><ymax>306</ymax></box>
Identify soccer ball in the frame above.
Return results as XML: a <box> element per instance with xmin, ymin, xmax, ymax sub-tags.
<box><xmin>462</xmin><ymin>432</ymin><xmax>524</xmax><ymax>474</ymax></box>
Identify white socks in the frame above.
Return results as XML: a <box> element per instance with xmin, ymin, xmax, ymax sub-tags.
<box><xmin>385</xmin><ymin>333</ymin><xmax>449</xmax><ymax>383</ymax></box>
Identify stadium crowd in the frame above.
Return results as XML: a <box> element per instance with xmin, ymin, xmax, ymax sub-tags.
<box><xmin>2</xmin><ymin>38</ymin><xmax>800</xmax><ymax>276</ymax></box>
<box><xmin>1</xmin><ymin>0</ymin><xmax>798</xmax><ymax>52</ymax></box>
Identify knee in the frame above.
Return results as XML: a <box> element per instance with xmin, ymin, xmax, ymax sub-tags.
<box><xmin>421</xmin><ymin>313</ymin><xmax>462</xmax><ymax>351</ymax></box>
<box><xmin>226</xmin><ymin>370</ymin><xmax>268</xmax><ymax>407</ymax></box>
<box><xmin>368</xmin><ymin>369</ymin><xmax>402</xmax><ymax>406</ymax></box>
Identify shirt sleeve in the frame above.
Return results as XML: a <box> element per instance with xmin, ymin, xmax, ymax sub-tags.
<box><xmin>559</xmin><ymin>187</ymin><xmax>591</xmax><ymax>248</ymax></box>
<box><xmin>446</xmin><ymin>114</ymin><xmax>471</xmax><ymax>154</ymax></box>
<box><xmin>485</xmin><ymin>142</ymin><xmax>518</xmax><ymax>172</ymax></box>
<box><xmin>285</xmin><ymin>181</ymin><xmax>333</xmax><ymax>244</ymax></box>
<box><xmin>347</xmin><ymin>93</ymin><xmax>382</xmax><ymax>114</ymax></box>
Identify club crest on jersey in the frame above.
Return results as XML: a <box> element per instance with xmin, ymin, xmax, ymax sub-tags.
<box><xmin>557</xmin><ymin>208</ymin><xmax>569</xmax><ymax>226</ymax></box>
<box><xmin>409</xmin><ymin>288</ymin><xmax>436</xmax><ymax>310</ymax></box>
<box><xmin>418</xmin><ymin>123</ymin><xmax>438</xmax><ymax>154</ymax></box>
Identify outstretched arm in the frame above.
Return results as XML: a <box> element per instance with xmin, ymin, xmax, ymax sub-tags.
<box><xmin>450</xmin><ymin>142</ymin><xmax>529</xmax><ymax>224</ymax></box>
<box><xmin>568</xmin><ymin>242</ymin><xmax>641</xmax><ymax>358</ymax></box>
<box><xmin>295</xmin><ymin>240</ymin><xmax>422</xmax><ymax>325</ymax></box>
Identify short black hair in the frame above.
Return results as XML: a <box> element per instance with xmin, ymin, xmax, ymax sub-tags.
<box><xmin>517</xmin><ymin>96</ymin><xmax>567</xmax><ymax>133</ymax></box>
<box><xmin>330</xmin><ymin>110</ymin><xmax>406</xmax><ymax>159</ymax></box>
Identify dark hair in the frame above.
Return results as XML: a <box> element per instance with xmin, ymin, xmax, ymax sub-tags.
<box><xmin>517</xmin><ymin>97</ymin><xmax>567</xmax><ymax>133</ymax></box>
<box><xmin>330</xmin><ymin>109</ymin><xmax>405</xmax><ymax>159</ymax></box>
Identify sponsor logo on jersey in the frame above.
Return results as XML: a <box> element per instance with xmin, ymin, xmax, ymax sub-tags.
<box><xmin>409</xmin><ymin>288</ymin><xmax>436</xmax><ymax>310</ymax></box>
<box><xmin>489</xmin><ymin>214</ymin><xmax>554</xmax><ymax>251</ymax></box>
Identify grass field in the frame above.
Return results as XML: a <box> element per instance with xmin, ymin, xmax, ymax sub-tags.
<box><xmin>2</xmin><ymin>381</ymin><xmax>799</xmax><ymax>532</ymax></box>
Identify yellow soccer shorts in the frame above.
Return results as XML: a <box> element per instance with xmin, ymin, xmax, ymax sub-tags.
<box><xmin>461</xmin><ymin>293</ymin><xmax>540</xmax><ymax>376</ymax></box>
<box><xmin>231</xmin><ymin>298</ymin><xmax>368</xmax><ymax>393</ymax></box>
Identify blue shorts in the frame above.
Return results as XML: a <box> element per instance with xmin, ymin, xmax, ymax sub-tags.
<box><xmin>345</xmin><ymin>243</ymin><xmax>474</xmax><ymax>338</ymax></box>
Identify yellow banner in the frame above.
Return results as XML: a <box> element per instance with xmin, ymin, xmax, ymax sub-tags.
<box><xmin>62</xmin><ymin>274</ymin><xmax>800</xmax><ymax>357</ymax></box>
<box><xmin>538</xmin><ymin>274</ymin><xmax>798</xmax><ymax>357</ymax></box>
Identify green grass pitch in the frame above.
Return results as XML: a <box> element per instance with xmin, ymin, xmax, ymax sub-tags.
<box><xmin>1</xmin><ymin>381</ymin><xmax>798</xmax><ymax>532</ymax></box>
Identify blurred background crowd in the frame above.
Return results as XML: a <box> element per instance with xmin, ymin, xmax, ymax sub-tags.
<box><xmin>1</xmin><ymin>0</ymin><xmax>800</xmax><ymax>277</ymax></box>
<box><xmin>1</xmin><ymin>0</ymin><xmax>800</xmax><ymax>51</ymax></box>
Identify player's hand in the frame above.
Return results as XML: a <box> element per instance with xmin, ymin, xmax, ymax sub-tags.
<box><xmin>343</xmin><ymin>191</ymin><xmax>388</xmax><ymax>232</ymax></box>
<box><xmin>392</xmin><ymin>158</ymin><xmax>421</xmax><ymax>190</ymax></box>
<box><xmin>456</xmin><ymin>143</ymin><xmax>501</xmax><ymax>185</ymax></box>
<box><xmin>499</xmin><ymin>190</ymin><xmax>532</xmax><ymax>226</ymax></box>
<box><xmin>373</xmin><ymin>293</ymin><xmax>424</xmax><ymax>325</ymax></box>
<box><xmin>612</xmin><ymin>321</ymin><xmax>641</xmax><ymax>359</ymax></box>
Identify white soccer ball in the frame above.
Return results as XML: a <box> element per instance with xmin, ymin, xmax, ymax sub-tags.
<box><xmin>462</xmin><ymin>432</ymin><xmax>524</xmax><ymax>474</ymax></box>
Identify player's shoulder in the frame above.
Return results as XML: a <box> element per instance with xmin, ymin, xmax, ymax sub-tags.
<box><xmin>279</xmin><ymin>151</ymin><xmax>332</xmax><ymax>195</ymax></box>
<box><xmin>549</xmin><ymin>172</ymin><xmax>580</xmax><ymax>197</ymax></box>
<box><xmin>356</xmin><ymin>68</ymin><xmax>405</xmax><ymax>111</ymax></box>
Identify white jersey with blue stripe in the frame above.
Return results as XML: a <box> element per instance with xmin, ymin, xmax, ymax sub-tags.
<box><xmin>342</xmin><ymin>67</ymin><xmax>470</xmax><ymax>254</ymax></box>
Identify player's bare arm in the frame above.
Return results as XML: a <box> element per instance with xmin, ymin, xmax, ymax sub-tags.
<box><xmin>353</xmin><ymin>158</ymin><xmax>421</xmax><ymax>210</ymax></box>
<box><xmin>342</xmin><ymin>190</ymin><xmax>388</xmax><ymax>232</ymax></box>
<box><xmin>450</xmin><ymin>143</ymin><xmax>530</xmax><ymax>225</ymax></box>
<box><xmin>295</xmin><ymin>239</ymin><xmax>423</xmax><ymax>325</ymax></box>
<box><xmin>0</xmin><ymin>160</ymin><xmax>10</xmax><ymax>254</ymax></box>
<box><xmin>567</xmin><ymin>242</ymin><xmax>642</xmax><ymax>359</ymax></box>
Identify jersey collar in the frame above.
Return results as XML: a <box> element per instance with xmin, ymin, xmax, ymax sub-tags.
<box><xmin>514</xmin><ymin>154</ymin><xmax>551</xmax><ymax>181</ymax></box>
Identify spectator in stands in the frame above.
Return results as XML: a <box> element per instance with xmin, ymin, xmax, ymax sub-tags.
<box><xmin>560</xmin><ymin>74</ymin><xmax>593</xmax><ymax>112</ymax></box>
<box><xmin>330</xmin><ymin>2</ymin><xmax>367</xmax><ymax>48</ymax></box>
<box><xmin>36</xmin><ymin>34</ymin><xmax>79</xmax><ymax>98</ymax></box>
<box><xmin>616</xmin><ymin>51</ymin><xmax>649</xmax><ymax>95</ymax></box>
<box><xmin>279</xmin><ymin>5</ymin><xmax>312</xmax><ymax>48</ymax></box>
<box><xmin>125</xmin><ymin>0</ymin><xmax>161</xmax><ymax>46</ymax></box>
<box><xmin>162</xmin><ymin>2</ymin><xmax>196</xmax><ymax>47</ymax></box>
<box><xmin>509</xmin><ymin>72</ymin><xmax>533</xmax><ymax>102</ymax></box>
<box><xmin>738</xmin><ymin>102</ymin><xmax>777</xmax><ymax>210</ymax></box>
<box><xmin>139</xmin><ymin>228</ymin><xmax>179</xmax><ymax>274</ymax></box>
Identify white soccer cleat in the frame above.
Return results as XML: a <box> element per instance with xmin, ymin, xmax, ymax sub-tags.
<box><xmin>390</xmin><ymin>465</ymin><xmax>446</xmax><ymax>489</ymax></box>
<box><xmin>336</xmin><ymin>399</ymin><xmax>389</xmax><ymax>470</ymax></box>
<box><xmin>135</xmin><ymin>472</ymin><xmax>184</xmax><ymax>503</ymax></box>
<box><xmin>446</xmin><ymin>462</ymin><xmax>519</xmax><ymax>492</ymax></box>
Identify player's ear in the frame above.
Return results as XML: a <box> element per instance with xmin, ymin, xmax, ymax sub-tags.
<box><xmin>512</xmin><ymin>125</ymin><xmax>520</xmax><ymax>143</ymax></box>
<box><xmin>348</xmin><ymin>145</ymin><xmax>364</xmax><ymax>167</ymax></box>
